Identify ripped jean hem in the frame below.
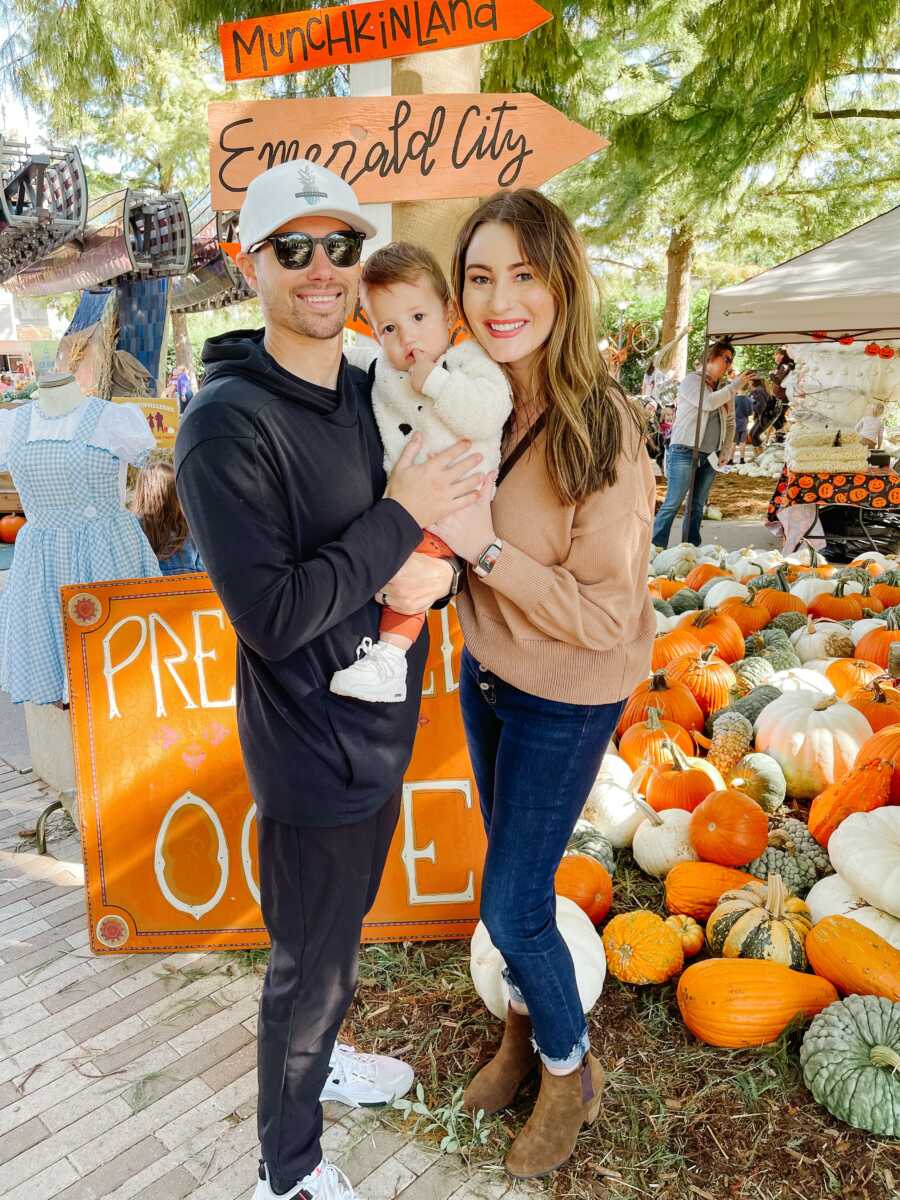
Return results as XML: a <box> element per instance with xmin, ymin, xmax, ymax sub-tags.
<box><xmin>503</xmin><ymin>970</ymin><xmax>589</xmax><ymax>1071</ymax></box>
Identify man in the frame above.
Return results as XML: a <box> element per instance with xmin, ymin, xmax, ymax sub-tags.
<box><xmin>175</xmin><ymin>161</ymin><xmax>483</xmax><ymax>1200</ymax></box>
<box><xmin>175</xmin><ymin>366</ymin><xmax>193</xmax><ymax>414</ymax></box>
<box><xmin>652</xmin><ymin>341</ymin><xmax>755</xmax><ymax>546</ymax></box>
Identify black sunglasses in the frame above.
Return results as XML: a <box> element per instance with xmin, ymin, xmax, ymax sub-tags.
<box><xmin>249</xmin><ymin>230</ymin><xmax>364</xmax><ymax>270</ymax></box>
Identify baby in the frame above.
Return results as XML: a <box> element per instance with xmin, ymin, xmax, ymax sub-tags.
<box><xmin>331</xmin><ymin>241</ymin><xmax>512</xmax><ymax>703</ymax></box>
<box><xmin>856</xmin><ymin>401</ymin><xmax>885</xmax><ymax>450</ymax></box>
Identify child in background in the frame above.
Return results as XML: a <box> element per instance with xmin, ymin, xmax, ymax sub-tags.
<box><xmin>856</xmin><ymin>401</ymin><xmax>885</xmax><ymax>450</ymax></box>
<box><xmin>333</xmin><ymin>241</ymin><xmax>511</xmax><ymax>703</ymax></box>
<box><xmin>131</xmin><ymin>460</ymin><xmax>204</xmax><ymax>574</ymax></box>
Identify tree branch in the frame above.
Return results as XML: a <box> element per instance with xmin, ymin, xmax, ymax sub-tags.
<box><xmin>812</xmin><ymin>107</ymin><xmax>900</xmax><ymax>119</ymax></box>
<box><xmin>828</xmin><ymin>67</ymin><xmax>900</xmax><ymax>78</ymax></box>
<box><xmin>769</xmin><ymin>172</ymin><xmax>900</xmax><ymax>196</ymax></box>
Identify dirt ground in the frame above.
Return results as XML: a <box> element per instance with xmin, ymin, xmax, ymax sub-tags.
<box><xmin>656</xmin><ymin>473</ymin><xmax>779</xmax><ymax>523</ymax></box>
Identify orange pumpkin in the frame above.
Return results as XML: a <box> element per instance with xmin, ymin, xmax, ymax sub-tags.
<box><xmin>664</xmin><ymin>861</ymin><xmax>758</xmax><ymax>920</ymax></box>
<box><xmin>869</xmin><ymin>571</ymin><xmax>900</xmax><ymax>607</ymax></box>
<box><xmin>665</xmin><ymin>646</ymin><xmax>737</xmax><ymax>718</ymax></box>
<box><xmin>617</xmin><ymin>706</ymin><xmax>694</xmax><ymax>769</ymax></box>
<box><xmin>684</xmin><ymin>563</ymin><xmax>730</xmax><ymax>592</ymax></box>
<box><xmin>617</xmin><ymin>671</ymin><xmax>704</xmax><ymax>737</ymax></box>
<box><xmin>0</xmin><ymin>514</ymin><xmax>25</xmax><ymax>543</ymax></box>
<box><xmin>806</xmin><ymin>915</ymin><xmax>900</xmax><ymax>1001</ymax></box>
<box><xmin>824</xmin><ymin>657</ymin><xmax>884</xmax><ymax>699</ymax></box>
<box><xmin>807</xmin><ymin>758</ymin><xmax>892</xmax><ymax>846</ymax></box>
<box><xmin>716</xmin><ymin>596</ymin><xmax>769</xmax><ymax>637</ymax></box>
<box><xmin>676</xmin><ymin>959</ymin><xmax>838</xmax><ymax>1047</ymax></box>
<box><xmin>649</xmin><ymin>576</ymin><xmax>688</xmax><ymax>600</ymax></box>
<box><xmin>844</xmin><ymin>676</ymin><xmax>900</xmax><ymax>731</ymax></box>
<box><xmin>664</xmin><ymin>914</ymin><xmax>705</xmax><ymax>958</ymax></box>
<box><xmin>689</xmin><ymin>789</ymin><xmax>769</xmax><ymax>867</ymax></box>
<box><xmin>854</xmin><ymin>608</ymin><xmax>900</xmax><ymax>668</ymax></box>
<box><xmin>753</xmin><ymin>566</ymin><xmax>807</xmax><ymax>619</ymax></box>
<box><xmin>602</xmin><ymin>910</ymin><xmax>684</xmax><ymax>984</ymax></box>
<box><xmin>808</xmin><ymin>580</ymin><xmax>883</xmax><ymax>621</ymax></box>
<box><xmin>855</xmin><ymin>722</ymin><xmax>900</xmax><ymax>804</ymax></box>
<box><xmin>644</xmin><ymin>740</ymin><xmax>720</xmax><ymax>813</ymax></box>
<box><xmin>675</xmin><ymin>610</ymin><xmax>744</xmax><ymax>663</ymax></box>
<box><xmin>554</xmin><ymin>854</ymin><xmax>613</xmax><ymax>925</ymax></box>
<box><xmin>651</xmin><ymin>626</ymin><xmax>704</xmax><ymax>670</ymax></box>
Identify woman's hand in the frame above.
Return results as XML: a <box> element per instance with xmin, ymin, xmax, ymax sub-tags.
<box><xmin>428</xmin><ymin>472</ymin><xmax>498</xmax><ymax>563</ymax></box>
<box><xmin>378</xmin><ymin>553</ymin><xmax>455</xmax><ymax>614</ymax></box>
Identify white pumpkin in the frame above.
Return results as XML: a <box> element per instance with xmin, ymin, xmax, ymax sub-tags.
<box><xmin>654</xmin><ymin>609</ymin><xmax>681</xmax><ymax>634</ymax></box>
<box><xmin>828</xmin><ymin>808</ymin><xmax>900</xmax><ymax>920</ymax></box>
<box><xmin>631</xmin><ymin>800</ymin><xmax>698</xmax><ymax>878</ymax></box>
<box><xmin>806</xmin><ymin>874</ymin><xmax>900</xmax><ymax>949</ymax></box>
<box><xmin>703</xmin><ymin>579</ymin><xmax>748</xmax><ymax>609</ymax></box>
<box><xmin>650</xmin><ymin>544</ymin><xmax>697</xmax><ymax>577</ymax></box>
<box><xmin>470</xmin><ymin>896</ymin><xmax>606</xmax><ymax>1019</ymax></box>
<box><xmin>754</xmin><ymin>692</ymin><xmax>873</xmax><ymax>800</ymax></box>
<box><xmin>582</xmin><ymin>761</ymin><xmax>644</xmax><ymax>847</ymax></box>
<box><xmin>800</xmin><ymin>658</ymin><xmax>841</xmax><ymax>676</ymax></box>
<box><xmin>790</xmin><ymin>576</ymin><xmax>837</xmax><ymax>604</ymax></box>
<box><xmin>850</xmin><ymin>551</ymin><xmax>895</xmax><ymax>572</ymax></box>
<box><xmin>850</xmin><ymin>616</ymin><xmax>886</xmax><ymax>647</ymax></box>
<box><xmin>789</xmin><ymin>618</ymin><xmax>853</xmax><ymax>663</ymax></box>
<box><xmin>768</xmin><ymin>666</ymin><xmax>835</xmax><ymax>695</ymax></box>
<box><xmin>784</xmin><ymin>544</ymin><xmax>830</xmax><ymax>570</ymax></box>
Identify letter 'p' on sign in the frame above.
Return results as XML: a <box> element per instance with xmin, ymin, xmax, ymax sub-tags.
<box><xmin>219</xmin><ymin>0</ymin><xmax>552</xmax><ymax>81</ymax></box>
<box><xmin>62</xmin><ymin>574</ymin><xmax>487</xmax><ymax>954</ymax></box>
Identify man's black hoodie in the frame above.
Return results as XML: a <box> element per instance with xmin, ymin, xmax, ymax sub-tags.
<box><xmin>174</xmin><ymin>329</ymin><xmax>427</xmax><ymax>827</ymax></box>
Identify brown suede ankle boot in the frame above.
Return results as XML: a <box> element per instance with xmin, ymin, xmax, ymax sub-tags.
<box><xmin>462</xmin><ymin>1006</ymin><xmax>537</xmax><ymax>1116</ymax></box>
<box><xmin>505</xmin><ymin>1052</ymin><xmax>605</xmax><ymax>1179</ymax></box>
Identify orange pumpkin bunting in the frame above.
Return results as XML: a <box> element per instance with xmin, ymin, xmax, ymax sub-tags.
<box><xmin>689</xmin><ymin>789</ymin><xmax>769</xmax><ymax>867</ymax></box>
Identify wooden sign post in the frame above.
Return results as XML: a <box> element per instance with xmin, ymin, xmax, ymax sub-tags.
<box><xmin>208</xmin><ymin>94</ymin><xmax>607</xmax><ymax>209</ymax></box>
<box><xmin>219</xmin><ymin>0</ymin><xmax>551</xmax><ymax>81</ymax></box>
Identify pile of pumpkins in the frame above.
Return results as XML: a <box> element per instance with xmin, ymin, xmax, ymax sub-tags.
<box><xmin>496</xmin><ymin>541</ymin><xmax>899</xmax><ymax>1140</ymax></box>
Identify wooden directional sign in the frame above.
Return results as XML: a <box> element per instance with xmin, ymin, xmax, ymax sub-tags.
<box><xmin>208</xmin><ymin>94</ymin><xmax>607</xmax><ymax>210</ymax></box>
<box><xmin>220</xmin><ymin>0</ymin><xmax>552</xmax><ymax>81</ymax></box>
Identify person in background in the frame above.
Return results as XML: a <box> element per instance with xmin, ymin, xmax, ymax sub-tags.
<box><xmin>175</xmin><ymin>367</ymin><xmax>194</xmax><ymax>414</ymax></box>
<box><xmin>652</xmin><ymin>341</ymin><xmax>754</xmax><ymax>546</ymax></box>
<box><xmin>733</xmin><ymin>387</ymin><xmax>752</xmax><ymax>462</ymax></box>
<box><xmin>750</xmin><ymin>377</ymin><xmax>774</xmax><ymax>447</ymax></box>
<box><xmin>769</xmin><ymin>347</ymin><xmax>795</xmax><ymax>442</ymax></box>
<box><xmin>131</xmin><ymin>460</ymin><xmax>204</xmax><ymax>574</ymax></box>
<box><xmin>856</xmin><ymin>401</ymin><xmax>885</xmax><ymax>450</ymax></box>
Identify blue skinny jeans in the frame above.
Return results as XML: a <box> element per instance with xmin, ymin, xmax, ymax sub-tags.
<box><xmin>460</xmin><ymin>648</ymin><xmax>623</xmax><ymax>1070</ymax></box>
<box><xmin>652</xmin><ymin>444</ymin><xmax>717</xmax><ymax>547</ymax></box>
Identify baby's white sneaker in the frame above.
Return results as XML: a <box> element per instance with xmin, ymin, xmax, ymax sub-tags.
<box><xmin>330</xmin><ymin>638</ymin><xmax>407</xmax><ymax>703</ymax></box>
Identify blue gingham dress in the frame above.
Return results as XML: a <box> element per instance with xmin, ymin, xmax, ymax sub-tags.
<box><xmin>0</xmin><ymin>396</ymin><xmax>161</xmax><ymax>705</ymax></box>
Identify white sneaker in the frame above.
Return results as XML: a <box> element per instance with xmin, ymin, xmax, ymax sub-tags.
<box><xmin>320</xmin><ymin>1042</ymin><xmax>415</xmax><ymax>1107</ymax></box>
<box><xmin>329</xmin><ymin>639</ymin><xmax>407</xmax><ymax>703</ymax></box>
<box><xmin>255</xmin><ymin>1159</ymin><xmax>358</xmax><ymax>1199</ymax></box>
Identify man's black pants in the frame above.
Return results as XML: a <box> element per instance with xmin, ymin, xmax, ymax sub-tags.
<box><xmin>257</xmin><ymin>791</ymin><xmax>401</xmax><ymax>1191</ymax></box>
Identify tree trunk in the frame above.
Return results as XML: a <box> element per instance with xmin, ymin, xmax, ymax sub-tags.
<box><xmin>660</xmin><ymin>224</ymin><xmax>694</xmax><ymax>380</ymax></box>
<box><xmin>390</xmin><ymin>47</ymin><xmax>481</xmax><ymax>276</ymax></box>
<box><xmin>170</xmin><ymin>309</ymin><xmax>196</xmax><ymax>390</ymax></box>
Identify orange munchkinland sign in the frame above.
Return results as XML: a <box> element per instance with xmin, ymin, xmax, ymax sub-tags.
<box><xmin>219</xmin><ymin>0</ymin><xmax>551</xmax><ymax>81</ymax></box>
<box><xmin>208</xmin><ymin>94</ymin><xmax>607</xmax><ymax>209</ymax></box>
<box><xmin>62</xmin><ymin>575</ymin><xmax>487</xmax><ymax>954</ymax></box>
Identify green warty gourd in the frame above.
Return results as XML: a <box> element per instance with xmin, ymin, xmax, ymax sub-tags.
<box><xmin>746</xmin><ymin>817</ymin><xmax>833</xmax><ymax>896</ymax></box>
<box><xmin>706</xmin><ymin>685</ymin><xmax>782</xmax><ymax>735</ymax></box>
<box><xmin>769</xmin><ymin>611</ymin><xmax>808</xmax><ymax>636</ymax></box>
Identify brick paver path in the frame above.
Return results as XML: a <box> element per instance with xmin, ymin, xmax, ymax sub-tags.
<box><xmin>0</xmin><ymin>763</ymin><xmax>540</xmax><ymax>1200</ymax></box>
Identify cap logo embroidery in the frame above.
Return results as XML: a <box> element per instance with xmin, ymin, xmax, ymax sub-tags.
<box><xmin>295</xmin><ymin>163</ymin><xmax>328</xmax><ymax>205</ymax></box>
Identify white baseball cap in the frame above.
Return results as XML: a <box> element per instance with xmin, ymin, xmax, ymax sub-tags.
<box><xmin>238</xmin><ymin>159</ymin><xmax>378</xmax><ymax>252</ymax></box>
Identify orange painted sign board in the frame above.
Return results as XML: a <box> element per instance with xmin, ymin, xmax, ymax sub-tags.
<box><xmin>62</xmin><ymin>574</ymin><xmax>487</xmax><ymax>954</ymax></box>
<box><xmin>208</xmin><ymin>94</ymin><xmax>607</xmax><ymax>209</ymax></box>
<box><xmin>219</xmin><ymin>0</ymin><xmax>552</xmax><ymax>81</ymax></box>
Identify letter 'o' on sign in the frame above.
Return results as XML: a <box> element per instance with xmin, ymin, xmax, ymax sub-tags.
<box><xmin>219</xmin><ymin>0</ymin><xmax>553</xmax><ymax>82</ymax></box>
<box><xmin>154</xmin><ymin>791</ymin><xmax>230</xmax><ymax>921</ymax></box>
<box><xmin>241</xmin><ymin>803</ymin><xmax>261</xmax><ymax>906</ymax></box>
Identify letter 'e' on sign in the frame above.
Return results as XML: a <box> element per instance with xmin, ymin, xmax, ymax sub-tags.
<box><xmin>219</xmin><ymin>0</ymin><xmax>553</xmax><ymax>82</ymax></box>
<box><xmin>208</xmin><ymin>94</ymin><xmax>607</xmax><ymax>209</ymax></box>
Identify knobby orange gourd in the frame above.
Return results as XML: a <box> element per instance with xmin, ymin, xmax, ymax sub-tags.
<box><xmin>807</xmin><ymin>758</ymin><xmax>892</xmax><ymax>846</ymax></box>
<box><xmin>602</xmin><ymin>910</ymin><xmax>684</xmax><ymax>985</ymax></box>
<box><xmin>854</xmin><ymin>722</ymin><xmax>900</xmax><ymax>804</ymax></box>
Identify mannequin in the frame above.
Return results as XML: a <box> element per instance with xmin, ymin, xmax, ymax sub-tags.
<box><xmin>34</xmin><ymin>371</ymin><xmax>86</xmax><ymax>418</ymax></box>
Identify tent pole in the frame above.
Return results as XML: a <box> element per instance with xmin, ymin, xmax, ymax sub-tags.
<box><xmin>684</xmin><ymin>330</ymin><xmax>712</xmax><ymax>545</ymax></box>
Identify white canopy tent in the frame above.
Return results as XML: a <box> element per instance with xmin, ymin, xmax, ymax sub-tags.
<box><xmin>706</xmin><ymin>204</ymin><xmax>900</xmax><ymax>345</ymax></box>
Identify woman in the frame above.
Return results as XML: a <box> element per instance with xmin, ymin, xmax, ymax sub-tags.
<box><xmin>433</xmin><ymin>190</ymin><xmax>655</xmax><ymax>1179</ymax></box>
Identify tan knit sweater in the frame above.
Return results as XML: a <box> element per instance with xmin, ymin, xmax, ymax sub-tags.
<box><xmin>457</xmin><ymin>427</ymin><xmax>655</xmax><ymax>705</ymax></box>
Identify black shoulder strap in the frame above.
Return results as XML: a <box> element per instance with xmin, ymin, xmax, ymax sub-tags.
<box><xmin>496</xmin><ymin>412</ymin><xmax>547</xmax><ymax>487</ymax></box>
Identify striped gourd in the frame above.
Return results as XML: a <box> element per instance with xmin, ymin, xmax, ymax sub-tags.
<box><xmin>706</xmin><ymin>873</ymin><xmax>812</xmax><ymax>970</ymax></box>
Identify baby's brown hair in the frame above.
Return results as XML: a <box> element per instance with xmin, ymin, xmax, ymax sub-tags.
<box><xmin>361</xmin><ymin>242</ymin><xmax>451</xmax><ymax>305</ymax></box>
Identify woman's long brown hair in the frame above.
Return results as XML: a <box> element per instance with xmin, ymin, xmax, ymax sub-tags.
<box><xmin>451</xmin><ymin>189</ymin><xmax>644</xmax><ymax>504</ymax></box>
<box><xmin>131</xmin><ymin>461</ymin><xmax>188</xmax><ymax>559</ymax></box>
